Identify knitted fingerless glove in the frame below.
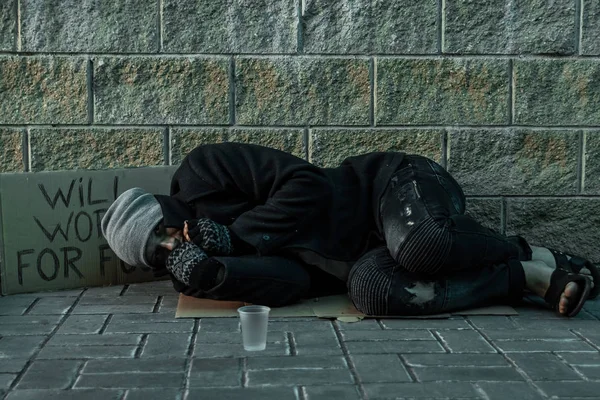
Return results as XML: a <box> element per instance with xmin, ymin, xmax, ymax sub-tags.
<box><xmin>186</xmin><ymin>218</ymin><xmax>233</xmax><ymax>256</ymax></box>
<box><xmin>166</xmin><ymin>242</ymin><xmax>208</xmax><ymax>286</ymax></box>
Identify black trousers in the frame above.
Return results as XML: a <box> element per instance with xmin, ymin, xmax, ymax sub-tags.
<box><xmin>347</xmin><ymin>155</ymin><xmax>529</xmax><ymax>315</ymax></box>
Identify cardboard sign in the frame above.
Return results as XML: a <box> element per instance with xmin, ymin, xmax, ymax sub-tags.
<box><xmin>0</xmin><ymin>167</ymin><xmax>177</xmax><ymax>295</ymax></box>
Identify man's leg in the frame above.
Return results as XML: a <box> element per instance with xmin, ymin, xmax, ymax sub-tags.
<box><xmin>347</xmin><ymin>247</ymin><xmax>588</xmax><ymax>316</ymax></box>
<box><xmin>381</xmin><ymin>155</ymin><xmax>530</xmax><ymax>275</ymax></box>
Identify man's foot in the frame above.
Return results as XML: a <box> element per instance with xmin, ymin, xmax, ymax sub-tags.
<box><xmin>522</xmin><ymin>260</ymin><xmax>590</xmax><ymax>316</ymax></box>
<box><xmin>530</xmin><ymin>246</ymin><xmax>592</xmax><ymax>276</ymax></box>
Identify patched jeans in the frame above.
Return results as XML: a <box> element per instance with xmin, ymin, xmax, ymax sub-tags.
<box><xmin>348</xmin><ymin>155</ymin><xmax>529</xmax><ymax>316</ymax></box>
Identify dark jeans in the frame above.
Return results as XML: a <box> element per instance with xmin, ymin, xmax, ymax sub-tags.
<box><xmin>348</xmin><ymin>155</ymin><xmax>529</xmax><ymax>315</ymax></box>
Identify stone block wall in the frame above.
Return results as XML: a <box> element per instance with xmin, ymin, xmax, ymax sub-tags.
<box><xmin>1</xmin><ymin>0</ymin><xmax>599</xmax><ymax>261</ymax></box>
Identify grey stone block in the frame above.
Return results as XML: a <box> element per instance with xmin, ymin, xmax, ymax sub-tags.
<box><xmin>514</xmin><ymin>60</ymin><xmax>600</xmax><ymax>125</ymax></box>
<box><xmin>448</xmin><ymin>129</ymin><xmax>579</xmax><ymax>195</ymax></box>
<box><xmin>188</xmin><ymin>358</ymin><xmax>240</xmax><ymax>387</ymax></box>
<box><xmin>0</xmin><ymin>128</ymin><xmax>24</xmax><ymax>172</ymax></box>
<box><xmin>483</xmin><ymin>329</ymin><xmax>578</xmax><ymax>340</ymax></box>
<box><xmin>105</xmin><ymin>321</ymin><xmax>193</xmax><ymax>334</ymax></box>
<box><xmin>574</xmin><ymin>365</ymin><xmax>600</xmax><ymax>379</ymax></box>
<box><xmin>56</xmin><ymin>315</ymin><xmax>109</xmax><ymax>335</ymax></box>
<box><xmin>170</xmin><ymin>128</ymin><xmax>227</xmax><ymax>166</ymax></box>
<box><xmin>351</xmin><ymin>354</ymin><xmax>411</xmax><ymax>383</ymax></box>
<box><xmin>465</xmin><ymin>198</ymin><xmax>502</xmax><ymax>232</ymax></box>
<box><xmin>6</xmin><ymin>389</ymin><xmax>123</xmax><ymax>400</ymax></box>
<box><xmin>71</xmin><ymin>305</ymin><xmax>154</xmax><ymax>314</ymax></box>
<box><xmin>436</xmin><ymin>330</ymin><xmax>496</xmax><ymax>353</ymax></box>
<box><xmin>557</xmin><ymin>351</ymin><xmax>600</xmax><ymax>365</ymax></box>
<box><xmin>83</xmin><ymin>358</ymin><xmax>185</xmax><ymax>374</ymax></box>
<box><xmin>124</xmin><ymin>389</ymin><xmax>181</xmax><ymax>400</ymax></box>
<box><xmin>198</xmin><ymin>318</ymin><xmax>240</xmax><ymax>333</ymax></box>
<box><xmin>363</xmin><ymin>382</ymin><xmax>479</xmax><ymax>398</ymax></box>
<box><xmin>78</xmin><ymin>296</ymin><xmax>159</xmax><ymax>307</ymax></box>
<box><xmin>478</xmin><ymin>382</ymin><xmax>545</xmax><ymax>400</ymax></box>
<box><xmin>30</xmin><ymin>129</ymin><xmax>164</xmax><ymax>172</ymax></box>
<box><xmin>0</xmin><ymin>359</ymin><xmax>28</xmax><ymax>374</ymax></box>
<box><xmin>0</xmin><ymin>0</ymin><xmax>15</xmax><ymax>51</ymax></box>
<box><xmin>193</xmin><ymin>342</ymin><xmax>287</xmax><ymax>358</ymax></box>
<box><xmin>235</xmin><ymin>57</ymin><xmax>370</xmax><ymax>125</ymax></box>
<box><xmin>163</xmin><ymin>0</ymin><xmax>296</xmax><ymax>53</ymax></box>
<box><xmin>195</xmin><ymin>331</ymin><xmax>284</xmax><ymax>345</ymax></box>
<box><xmin>335</xmin><ymin>319</ymin><xmax>382</xmax><ymax>330</ymax></box>
<box><xmin>295</xmin><ymin>343</ymin><xmax>345</xmax><ymax>356</ymax></box>
<box><xmin>17</xmin><ymin>360</ymin><xmax>82</xmax><ymax>389</ymax></box>
<box><xmin>496</xmin><ymin>340</ymin><xmax>594</xmax><ymax>352</ymax></box>
<box><xmin>0</xmin><ymin>336</ymin><xmax>47</xmax><ymax>358</ymax></box>
<box><xmin>345</xmin><ymin>340</ymin><xmax>445</xmax><ymax>355</ymax></box>
<box><xmin>444</xmin><ymin>0</ymin><xmax>575</xmax><ymax>54</ymax></box>
<box><xmin>303</xmin><ymin>0</ymin><xmax>437</xmax><ymax>54</ymax></box>
<box><xmin>125</xmin><ymin>281</ymin><xmax>173</xmax><ymax>295</ymax></box>
<box><xmin>508</xmin><ymin>353</ymin><xmax>581</xmax><ymax>381</ymax></box>
<box><xmin>267</xmin><ymin>320</ymin><xmax>334</xmax><ymax>333</ymax></box>
<box><xmin>582</xmin><ymin>0</ymin><xmax>600</xmax><ymax>55</ymax></box>
<box><xmin>376</xmin><ymin>58</ymin><xmax>509</xmax><ymax>125</ymax></box>
<box><xmin>0</xmin><ymin>56</ymin><xmax>87</xmax><ymax>124</ymax></box>
<box><xmin>341</xmin><ymin>329</ymin><xmax>435</xmax><ymax>341</ymax></box>
<box><xmin>309</xmin><ymin>129</ymin><xmax>443</xmax><ymax>168</ymax></box>
<box><xmin>0</xmin><ymin>323</ymin><xmax>55</xmax><ymax>336</ymax></box>
<box><xmin>246</xmin><ymin>355</ymin><xmax>346</xmax><ymax>370</ymax></box>
<box><xmin>535</xmin><ymin>381</ymin><xmax>600</xmax><ymax>398</ymax></box>
<box><xmin>380</xmin><ymin>319</ymin><xmax>471</xmax><ymax>330</ymax></box>
<box><xmin>247</xmin><ymin>368</ymin><xmax>353</xmax><ymax>386</ymax></box>
<box><xmin>140</xmin><ymin>333</ymin><xmax>192</xmax><ymax>358</ymax></box>
<box><xmin>48</xmin><ymin>334</ymin><xmax>141</xmax><ymax>347</ymax></box>
<box><xmin>21</xmin><ymin>0</ymin><xmax>157</xmax><ymax>52</ymax></box>
<box><xmin>513</xmin><ymin>318</ymin><xmax>600</xmax><ymax>330</ymax></box>
<box><xmin>466</xmin><ymin>316</ymin><xmax>519</xmax><ymax>330</ymax></box>
<box><xmin>75</xmin><ymin>372</ymin><xmax>183</xmax><ymax>389</ymax></box>
<box><xmin>37</xmin><ymin>345</ymin><xmax>137</xmax><ymax>359</ymax></box>
<box><xmin>506</xmin><ymin>198</ymin><xmax>600</xmax><ymax>263</ymax></box>
<box><xmin>0</xmin><ymin>315</ymin><xmax>61</xmax><ymax>325</ymax></box>
<box><xmin>413</xmin><ymin>366</ymin><xmax>523</xmax><ymax>381</ymax></box>
<box><xmin>109</xmin><ymin>314</ymin><xmax>181</xmax><ymax>324</ymax></box>
<box><xmin>403</xmin><ymin>353</ymin><xmax>509</xmax><ymax>367</ymax></box>
<box><xmin>303</xmin><ymin>385</ymin><xmax>361</xmax><ymax>400</ymax></box>
<box><xmin>94</xmin><ymin>57</ymin><xmax>230</xmax><ymax>124</ymax></box>
<box><xmin>584</xmin><ymin>130</ymin><xmax>600</xmax><ymax>194</ymax></box>
<box><xmin>27</xmin><ymin>297</ymin><xmax>77</xmax><ymax>315</ymax></box>
<box><xmin>185</xmin><ymin>388</ymin><xmax>296</xmax><ymax>400</ymax></box>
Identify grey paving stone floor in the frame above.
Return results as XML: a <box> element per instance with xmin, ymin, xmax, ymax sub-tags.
<box><xmin>0</xmin><ymin>280</ymin><xmax>600</xmax><ymax>399</ymax></box>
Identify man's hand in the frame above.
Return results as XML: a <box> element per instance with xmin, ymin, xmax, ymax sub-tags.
<box><xmin>166</xmin><ymin>242</ymin><xmax>208</xmax><ymax>286</ymax></box>
<box><xmin>183</xmin><ymin>218</ymin><xmax>233</xmax><ymax>256</ymax></box>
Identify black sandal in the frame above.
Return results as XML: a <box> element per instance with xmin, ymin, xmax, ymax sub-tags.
<box><xmin>544</xmin><ymin>268</ymin><xmax>592</xmax><ymax>318</ymax></box>
<box><xmin>548</xmin><ymin>248</ymin><xmax>600</xmax><ymax>299</ymax></box>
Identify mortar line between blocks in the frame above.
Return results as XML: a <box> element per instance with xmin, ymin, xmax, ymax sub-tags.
<box><xmin>576</xmin><ymin>0</ymin><xmax>583</xmax><ymax>55</ymax></box>
<box><xmin>158</xmin><ymin>0</ymin><xmax>164</xmax><ymax>52</ymax></box>
<box><xmin>66</xmin><ymin>360</ymin><xmax>87</xmax><ymax>389</ymax></box>
<box><xmin>164</xmin><ymin>126</ymin><xmax>171</xmax><ymax>165</ymax></box>
<box><xmin>303</xmin><ymin>127</ymin><xmax>309</xmax><ymax>161</ymax></box>
<box><xmin>286</xmin><ymin>331</ymin><xmax>298</xmax><ymax>356</ymax></box>
<box><xmin>464</xmin><ymin>319</ymin><xmax>550</xmax><ymax>399</ymax></box>
<box><xmin>87</xmin><ymin>59</ymin><xmax>94</xmax><ymax>124</ymax></box>
<box><xmin>441</xmin><ymin>130</ymin><xmax>448</xmax><ymax>169</ymax></box>
<box><xmin>183</xmin><ymin>319</ymin><xmax>200</xmax><ymax>392</ymax></box>
<box><xmin>15</xmin><ymin>0</ymin><xmax>21</xmax><ymax>51</ymax></box>
<box><xmin>297</xmin><ymin>0</ymin><xmax>304</xmax><ymax>53</ymax></box>
<box><xmin>22</xmin><ymin>127</ymin><xmax>30</xmax><ymax>172</ymax></box>
<box><xmin>4</xmin><ymin>288</ymin><xmax>87</xmax><ymax>395</ymax></box>
<box><xmin>22</xmin><ymin>298</ymin><xmax>40</xmax><ymax>315</ymax></box>
<box><xmin>570</xmin><ymin>329</ymin><xmax>600</xmax><ymax>352</ymax></box>
<box><xmin>578</xmin><ymin>131</ymin><xmax>585</xmax><ymax>193</ymax></box>
<box><xmin>552</xmin><ymin>347</ymin><xmax>590</xmax><ymax>381</ymax></box>
<box><xmin>500</xmin><ymin>197</ymin><xmax>507</xmax><ymax>235</ymax></box>
<box><xmin>430</xmin><ymin>330</ymin><xmax>451</xmax><ymax>353</ymax></box>
<box><xmin>119</xmin><ymin>285</ymin><xmax>129</xmax><ymax>296</ymax></box>
<box><xmin>507</xmin><ymin>59</ymin><xmax>514</xmax><ymax>125</ymax></box>
<box><xmin>332</xmin><ymin>320</ymin><xmax>368</xmax><ymax>400</ymax></box>
<box><xmin>438</xmin><ymin>0</ymin><xmax>445</xmax><ymax>54</ymax></box>
<box><xmin>229</xmin><ymin>57</ymin><xmax>236</xmax><ymax>125</ymax></box>
<box><xmin>241</xmin><ymin>357</ymin><xmax>248</xmax><ymax>388</ymax></box>
<box><xmin>369</xmin><ymin>57</ymin><xmax>375</xmax><ymax>127</ymax></box>
<box><xmin>296</xmin><ymin>385</ymin><xmax>308</xmax><ymax>400</ymax></box>
<box><xmin>397</xmin><ymin>354</ymin><xmax>419</xmax><ymax>382</ymax></box>
<box><xmin>98</xmin><ymin>314</ymin><xmax>113</xmax><ymax>335</ymax></box>
<box><xmin>134</xmin><ymin>334</ymin><xmax>149</xmax><ymax>358</ymax></box>
<box><xmin>472</xmin><ymin>383</ymin><xmax>492</xmax><ymax>400</ymax></box>
<box><xmin>152</xmin><ymin>296</ymin><xmax>163</xmax><ymax>313</ymax></box>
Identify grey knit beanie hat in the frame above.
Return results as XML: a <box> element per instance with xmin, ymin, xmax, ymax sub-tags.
<box><xmin>101</xmin><ymin>187</ymin><xmax>163</xmax><ymax>268</ymax></box>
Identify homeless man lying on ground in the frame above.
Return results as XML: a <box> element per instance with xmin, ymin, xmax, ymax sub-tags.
<box><xmin>101</xmin><ymin>142</ymin><xmax>599</xmax><ymax>317</ymax></box>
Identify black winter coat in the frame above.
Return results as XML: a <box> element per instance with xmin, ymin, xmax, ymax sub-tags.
<box><xmin>168</xmin><ymin>143</ymin><xmax>405</xmax><ymax>266</ymax></box>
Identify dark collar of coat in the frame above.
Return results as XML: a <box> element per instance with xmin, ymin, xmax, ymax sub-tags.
<box><xmin>153</xmin><ymin>194</ymin><xmax>195</xmax><ymax>230</ymax></box>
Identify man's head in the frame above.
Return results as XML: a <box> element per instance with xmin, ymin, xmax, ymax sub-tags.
<box><xmin>101</xmin><ymin>188</ymin><xmax>182</xmax><ymax>268</ymax></box>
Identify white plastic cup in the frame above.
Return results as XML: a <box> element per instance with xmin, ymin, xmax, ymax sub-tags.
<box><xmin>237</xmin><ymin>305</ymin><xmax>270</xmax><ymax>351</ymax></box>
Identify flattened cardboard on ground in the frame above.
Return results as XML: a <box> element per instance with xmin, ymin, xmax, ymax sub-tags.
<box><xmin>0</xmin><ymin>166</ymin><xmax>177</xmax><ymax>295</ymax></box>
<box><xmin>175</xmin><ymin>294</ymin><xmax>518</xmax><ymax>319</ymax></box>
